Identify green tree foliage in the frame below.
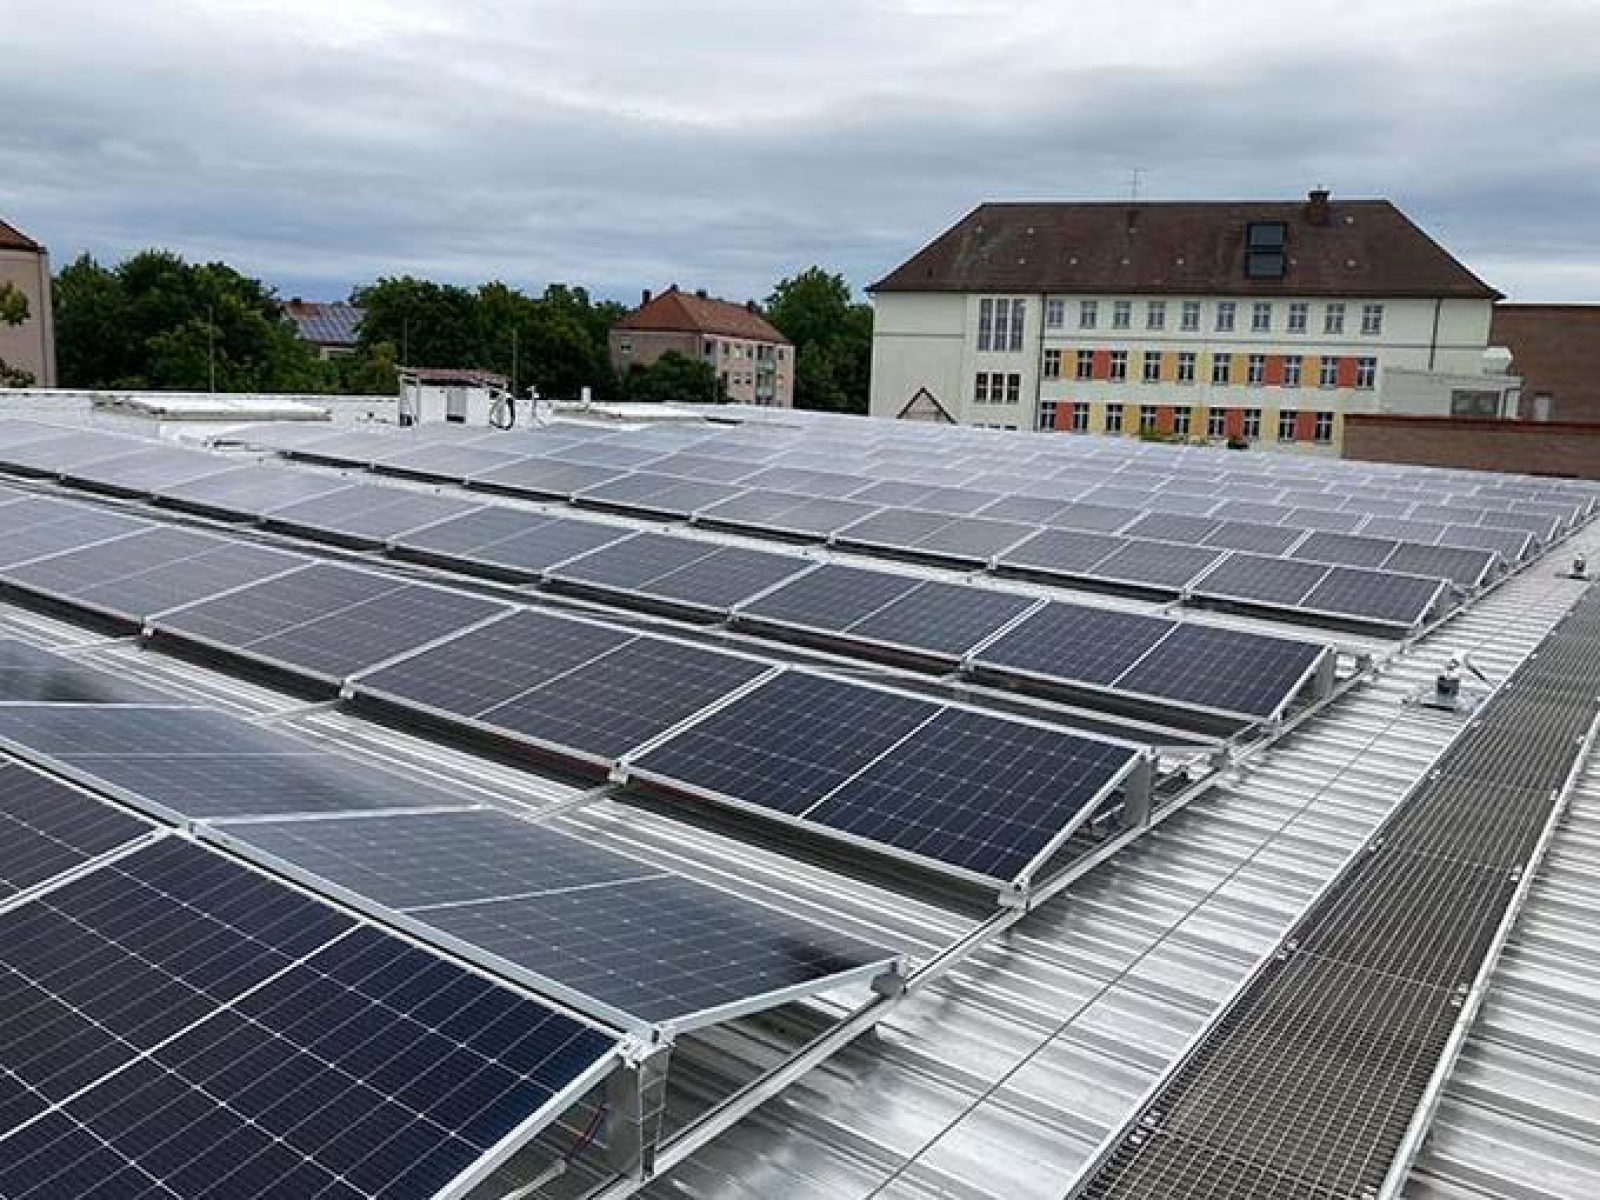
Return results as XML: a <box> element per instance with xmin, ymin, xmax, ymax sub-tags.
<box><xmin>53</xmin><ymin>251</ymin><xmax>331</xmax><ymax>392</ymax></box>
<box><xmin>764</xmin><ymin>268</ymin><xmax>873</xmax><ymax>414</ymax></box>
<box><xmin>618</xmin><ymin>351</ymin><xmax>722</xmax><ymax>404</ymax></box>
<box><xmin>0</xmin><ymin>281</ymin><xmax>33</xmax><ymax>386</ymax></box>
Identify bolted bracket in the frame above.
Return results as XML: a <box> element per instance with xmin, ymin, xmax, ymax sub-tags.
<box><xmin>604</xmin><ymin>1039</ymin><xmax>673</xmax><ymax>1181</ymax></box>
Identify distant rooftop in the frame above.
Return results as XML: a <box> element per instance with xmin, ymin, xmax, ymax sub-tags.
<box><xmin>283</xmin><ymin>298</ymin><xmax>363</xmax><ymax>347</ymax></box>
<box><xmin>615</xmin><ymin>284</ymin><xmax>790</xmax><ymax>343</ymax></box>
<box><xmin>0</xmin><ymin>217</ymin><xmax>42</xmax><ymax>254</ymax></box>
<box><xmin>870</xmin><ymin>192</ymin><xmax>1501</xmax><ymax>300</ymax></box>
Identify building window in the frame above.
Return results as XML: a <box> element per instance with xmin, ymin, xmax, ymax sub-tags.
<box><xmin>1043</xmin><ymin>349</ymin><xmax>1062</xmax><ymax>380</ymax></box>
<box><xmin>1109</xmin><ymin>350</ymin><xmax>1129</xmax><ymax>381</ymax></box>
<box><xmin>1361</xmin><ymin>304</ymin><xmax>1384</xmax><ymax>335</ymax></box>
<box><xmin>1242</xmin><ymin>409</ymin><xmax>1262</xmax><ymax>440</ymax></box>
<box><xmin>1355</xmin><ymin>356</ymin><xmax>1377</xmax><ymax>389</ymax></box>
<box><xmin>1105</xmin><ymin>403</ymin><xmax>1125</xmax><ymax>432</ymax></box>
<box><xmin>974</xmin><ymin>373</ymin><xmax>990</xmax><ymax>403</ymax></box>
<box><xmin>1138</xmin><ymin>404</ymin><xmax>1158</xmax><ymax>432</ymax></box>
<box><xmin>704</xmin><ymin>340</ymin><xmax>716</xmax><ymax>358</ymax></box>
<box><xmin>1143</xmin><ymin>351</ymin><xmax>1162</xmax><ymax>383</ymax></box>
<box><xmin>993</xmin><ymin>298</ymin><xmax>1011</xmax><ymax>351</ymax></box>
<box><xmin>1324</xmin><ymin>302</ymin><xmax>1345</xmax><ymax>335</ymax></box>
<box><xmin>1078</xmin><ymin>299</ymin><xmax>1097</xmax><ymax>329</ymax></box>
<box><xmin>619</xmin><ymin>337</ymin><xmax>633</xmax><ymax>355</ymax></box>
<box><xmin>1216</xmin><ymin>301</ymin><xmax>1236</xmax><ymax>332</ymax></box>
<box><xmin>1146</xmin><ymin>300</ymin><xmax>1167</xmax><ymax>330</ymax></box>
<box><xmin>1173</xmin><ymin>406</ymin><xmax>1192</xmax><ymax>436</ymax></box>
<box><xmin>1112</xmin><ymin>300</ymin><xmax>1132</xmax><ymax>329</ymax></box>
<box><xmin>1283</xmin><ymin>356</ymin><xmax>1302</xmax><ymax>388</ymax></box>
<box><xmin>1319</xmin><ymin>356</ymin><xmax>1340</xmax><ymax>387</ymax></box>
<box><xmin>1287</xmin><ymin>302</ymin><xmax>1308</xmax><ymax>333</ymax></box>
<box><xmin>1045</xmin><ymin>298</ymin><xmax>1066</xmax><ymax>329</ymax></box>
<box><xmin>1076</xmin><ymin>350</ymin><xmax>1094</xmax><ymax>380</ymax></box>
<box><xmin>1278</xmin><ymin>409</ymin><xmax>1298</xmax><ymax>441</ymax></box>
<box><xmin>1248</xmin><ymin>354</ymin><xmax>1266</xmax><ymax>386</ymax></box>
<box><xmin>1006</xmin><ymin>373</ymin><xmax>1021</xmax><ymax>403</ymax></box>
<box><xmin>723</xmin><ymin>343</ymin><xmax>731</xmax><ymax>356</ymax></box>
<box><xmin>1009</xmin><ymin>300</ymin><xmax>1026</xmax><ymax>351</ymax></box>
<box><xmin>1207</xmin><ymin>408</ymin><xmax>1227</xmax><ymax>438</ymax></box>
<box><xmin>1181</xmin><ymin>301</ymin><xmax>1201</xmax><ymax>331</ymax></box>
<box><xmin>1212</xmin><ymin>354</ymin><xmax>1232</xmax><ymax>385</ymax></box>
<box><xmin>1177</xmin><ymin>351</ymin><xmax>1196</xmax><ymax>383</ymax></box>
<box><xmin>1071</xmin><ymin>401</ymin><xmax>1090</xmax><ymax>431</ymax></box>
<box><xmin>1314</xmin><ymin>411</ymin><xmax>1335</xmax><ymax>443</ymax></box>
<box><xmin>1251</xmin><ymin>302</ymin><xmax>1272</xmax><ymax>332</ymax></box>
<box><xmin>1038</xmin><ymin>399</ymin><xmax>1058</xmax><ymax>430</ymax></box>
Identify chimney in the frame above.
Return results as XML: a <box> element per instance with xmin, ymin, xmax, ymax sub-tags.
<box><xmin>641</xmin><ymin>288</ymin><xmax>652</xmax><ymax>306</ymax></box>
<box><xmin>745</xmin><ymin>300</ymin><xmax>756</xmax><ymax>312</ymax></box>
<box><xmin>1306</xmin><ymin>188</ymin><xmax>1330</xmax><ymax>225</ymax></box>
<box><xmin>695</xmin><ymin>288</ymin><xmax>708</xmax><ymax>299</ymax></box>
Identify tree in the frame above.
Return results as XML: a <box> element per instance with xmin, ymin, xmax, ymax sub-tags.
<box><xmin>53</xmin><ymin>250</ymin><xmax>330</xmax><ymax>392</ymax></box>
<box><xmin>619</xmin><ymin>351</ymin><xmax>722</xmax><ymax>404</ymax></box>
<box><xmin>765</xmin><ymin>268</ymin><xmax>874</xmax><ymax>414</ymax></box>
<box><xmin>0</xmin><ymin>281</ymin><xmax>33</xmax><ymax>386</ymax></box>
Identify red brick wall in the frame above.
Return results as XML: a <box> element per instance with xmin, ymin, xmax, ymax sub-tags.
<box><xmin>1344</xmin><ymin>415</ymin><xmax>1600</xmax><ymax>479</ymax></box>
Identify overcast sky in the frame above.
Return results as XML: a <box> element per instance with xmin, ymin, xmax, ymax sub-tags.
<box><xmin>3</xmin><ymin>0</ymin><xmax>1597</xmax><ymax>304</ymax></box>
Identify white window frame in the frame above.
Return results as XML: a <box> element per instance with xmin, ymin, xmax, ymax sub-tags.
<box><xmin>1076</xmin><ymin>350</ymin><xmax>1094</xmax><ymax>381</ymax></box>
<box><xmin>1112</xmin><ymin>300</ymin><xmax>1132</xmax><ymax>330</ymax></box>
<box><xmin>1142</xmin><ymin>351</ymin><xmax>1162</xmax><ymax>383</ymax></box>
<box><xmin>1242</xmin><ymin>409</ymin><xmax>1262</xmax><ymax>440</ymax></box>
<box><xmin>1212</xmin><ymin>354</ymin><xmax>1232</xmax><ymax>385</ymax></box>
<box><xmin>1009</xmin><ymin>301</ymin><xmax>1026</xmax><ymax>351</ymax></box>
<box><xmin>1146</xmin><ymin>300</ymin><xmax>1167</xmax><ymax>331</ymax></box>
<box><xmin>978</xmin><ymin>299</ymin><xmax>994</xmax><ymax>351</ymax></box>
<box><xmin>1043</xmin><ymin>349</ymin><xmax>1062</xmax><ymax>380</ymax></box>
<box><xmin>1355</xmin><ymin>356</ymin><xmax>1377</xmax><ymax>389</ymax></box>
<box><xmin>1177</xmin><ymin>351</ymin><xmax>1196</xmax><ymax>384</ymax></box>
<box><xmin>1278</xmin><ymin>409</ymin><xmax>1298</xmax><ymax>441</ymax></box>
<box><xmin>1361</xmin><ymin>304</ymin><xmax>1384</xmax><ymax>335</ymax></box>
<box><xmin>974</xmin><ymin>372</ymin><xmax>990</xmax><ymax>403</ymax></box>
<box><xmin>1078</xmin><ymin>299</ymin><xmax>1097</xmax><ymax>329</ymax></box>
<box><xmin>1180</xmin><ymin>300</ymin><xmax>1201</xmax><ymax>331</ymax></box>
<box><xmin>1324</xmin><ymin>302</ymin><xmax>1345</xmax><ymax>335</ymax></box>
<box><xmin>1006</xmin><ymin>373</ymin><xmax>1021</xmax><ymax>403</ymax></box>
<box><xmin>1247</xmin><ymin>354</ymin><xmax>1266</xmax><ymax>386</ymax></box>
<box><xmin>1283</xmin><ymin>356</ymin><xmax>1302</xmax><ymax>388</ymax></box>
<box><xmin>1215</xmin><ymin>301</ymin><xmax>1236</xmax><ymax>332</ymax></box>
<box><xmin>1105</xmin><ymin>403</ymin><xmax>1125</xmax><ymax>432</ymax></box>
<box><xmin>1071</xmin><ymin>401</ymin><xmax>1090</xmax><ymax>431</ymax></box>
<box><xmin>1173</xmin><ymin>406</ymin><xmax>1192</xmax><ymax>436</ymax></box>
<box><xmin>1206</xmin><ymin>408</ymin><xmax>1227</xmax><ymax>438</ymax></box>
<box><xmin>1319</xmin><ymin>356</ymin><xmax>1339</xmax><ymax>387</ymax></box>
<box><xmin>1251</xmin><ymin>302</ymin><xmax>1272</xmax><ymax>332</ymax></box>
<box><xmin>1045</xmin><ymin>298</ymin><xmax>1066</xmax><ymax>329</ymax></box>
<box><xmin>1287</xmin><ymin>301</ymin><xmax>1308</xmax><ymax>333</ymax></box>
<box><xmin>1037</xmin><ymin>399</ymin><xmax>1058</xmax><ymax>430</ymax></box>
<box><xmin>1109</xmin><ymin>350</ymin><xmax>1129</xmax><ymax>381</ymax></box>
<box><xmin>1139</xmin><ymin>404</ymin><xmax>1158</xmax><ymax>433</ymax></box>
<box><xmin>1314</xmin><ymin>411</ymin><xmax>1335</xmax><ymax>443</ymax></box>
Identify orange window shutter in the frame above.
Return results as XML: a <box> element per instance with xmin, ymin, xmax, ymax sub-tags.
<box><xmin>1156</xmin><ymin>406</ymin><xmax>1175</xmax><ymax>433</ymax></box>
<box><xmin>1224</xmin><ymin>408</ymin><xmax>1244</xmax><ymax>438</ymax></box>
<box><xmin>1091</xmin><ymin>350</ymin><xmax>1111</xmax><ymax>380</ymax></box>
<box><xmin>1054</xmin><ymin>401</ymin><xmax>1073</xmax><ymax>430</ymax></box>
<box><xmin>1295</xmin><ymin>410</ymin><xmax>1318</xmax><ymax>441</ymax></box>
<box><xmin>1264</xmin><ymin>355</ymin><xmax>1285</xmax><ymax>386</ymax></box>
<box><xmin>1337</xmin><ymin>357</ymin><xmax>1359</xmax><ymax>388</ymax></box>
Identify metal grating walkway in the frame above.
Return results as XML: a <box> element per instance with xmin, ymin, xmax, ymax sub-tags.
<box><xmin>1069</xmin><ymin>586</ymin><xmax>1600</xmax><ymax>1200</ymax></box>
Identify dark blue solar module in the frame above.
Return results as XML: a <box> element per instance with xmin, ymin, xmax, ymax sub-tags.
<box><xmin>388</xmin><ymin>504</ymin><xmax>552</xmax><ymax>555</ymax></box>
<box><xmin>155</xmin><ymin>462</ymin><xmax>356</xmax><ymax>519</ymax></box>
<box><xmin>1082</xmin><ymin>539</ymin><xmax>1226</xmax><ymax>591</ymax></box>
<box><xmin>805</xmin><ymin>708</ymin><xmax>1137</xmax><ymax>882</ymax></box>
<box><xmin>0</xmin><ymin>838</ymin><xmax>615</xmax><ymax>1200</ymax></box>
<box><xmin>0</xmin><ymin>430</ymin><xmax>146</xmax><ymax>476</ymax></box>
<box><xmin>970</xmin><ymin>602</ymin><xmax>1173</xmax><ymax>686</ymax></box>
<box><xmin>1301</xmin><ymin>566</ymin><xmax>1446</xmax><ymax>627</ymax></box>
<box><xmin>152</xmin><ymin>563</ymin><xmax>508</xmax><ymax>684</ymax></box>
<box><xmin>1115</xmin><ymin>623</ymin><xmax>1324</xmax><ymax>719</ymax></box>
<box><xmin>630</xmin><ymin>671</ymin><xmax>938</xmax><ymax>816</ymax></box>
<box><xmin>1439</xmin><ymin>523</ymin><xmax>1533</xmax><ymax>563</ymax></box>
<box><xmin>371</xmin><ymin>443</ymin><xmax>528</xmax><ymax>482</ymax></box>
<box><xmin>845</xmin><ymin>581</ymin><xmax>1038</xmax><ymax>659</ymax></box>
<box><xmin>832</xmin><ymin>508</ymin><xmax>953</xmax><ymax>551</ymax></box>
<box><xmin>215</xmin><ymin>807</ymin><xmax>897</xmax><ymax>1028</ymax></box>
<box><xmin>637</xmin><ymin>545</ymin><xmax>813</xmax><ymax>613</ymax></box>
<box><xmin>0</xmin><ymin>703</ymin><xmax>481</xmax><ymax>823</ymax></box>
<box><xmin>1291</xmin><ymin>531</ymin><xmax>1400</xmax><ymax>569</ymax></box>
<box><xmin>1122</xmin><ymin>513</ymin><xmax>1225</xmax><ymax>543</ymax></box>
<box><xmin>0</xmin><ymin>639</ymin><xmax>173</xmax><ymax>704</ymax></box>
<box><xmin>263</xmin><ymin>484</ymin><xmax>485</xmax><ymax>548</ymax></box>
<box><xmin>1382</xmin><ymin>542</ymin><xmax>1495</xmax><ymax>589</ymax></box>
<box><xmin>1044</xmin><ymin>502</ymin><xmax>1138</xmax><ymax>533</ymax></box>
<box><xmin>910</xmin><ymin>516</ymin><xmax>1035</xmax><ymax>563</ymax></box>
<box><xmin>736</xmin><ymin>563</ymin><xmax>923</xmax><ymax>631</ymax></box>
<box><xmin>0</xmin><ymin>763</ymin><xmax>150</xmax><ymax>900</ymax></box>
<box><xmin>1189</xmin><ymin>553</ymin><xmax>1332</xmax><ymax>608</ymax></box>
<box><xmin>549</xmin><ymin>532</ymin><xmax>721</xmax><ymax>592</ymax></box>
<box><xmin>994</xmin><ymin>528</ymin><xmax>1125</xmax><ymax>577</ymax></box>
<box><xmin>1201</xmin><ymin>520</ymin><xmax>1307</xmax><ymax>556</ymax></box>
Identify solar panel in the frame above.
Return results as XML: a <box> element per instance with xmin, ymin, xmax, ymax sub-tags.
<box><xmin>994</xmin><ymin>528</ymin><xmax>1126</xmax><ymax>577</ymax></box>
<box><xmin>279</xmin><ymin>426</ymin><xmax>396</xmax><ymax>466</ymax></box>
<box><xmin>1286</xmin><ymin>506</ymin><xmax>1367</xmax><ymax>533</ymax></box>
<box><xmin>0</xmin><ymin>838</ymin><xmax>616</xmax><ymax>1200</ymax></box>
<box><xmin>469</xmin><ymin>456</ymin><xmax>629</xmax><ymax>499</ymax></box>
<box><xmin>803</xmin><ymin>707</ymin><xmax>1136</xmax><ymax>882</ymax></box>
<box><xmin>1382</xmin><ymin>542</ymin><xmax>1496</xmax><ymax>589</ymax></box>
<box><xmin>911</xmin><ymin>515</ymin><xmax>1035</xmax><ymax>563</ymax></box>
<box><xmin>1438</xmin><ymin>523</ymin><xmax>1533</xmax><ymax>562</ymax></box>
<box><xmin>208</xmin><ymin>808</ymin><xmax>897</xmax><ymax>1029</ymax></box>
<box><xmin>218</xmin><ymin>421</ymin><xmax>349</xmax><ymax>452</ymax></box>
<box><xmin>61</xmin><ymin>445</ymin><xmax>238</xmax><ymax>496</ymax></box>
<box><xmin>155</xmin><ymin>461</ymin><xmax>356</xmax><ymax>519</ymax></box>
<box><xmin>1114</xmin><ymin>623</ymin><xmax>1324</xmax><ymax>719</ymax></box>
<box><xmin>0</xmin><ymin>430</ymin><xmax>144</xmax><ymax>476</ymax></box>
<box><xmin>1192</xmin><ymin>552</ymin><xmax>1332</xmax><ymax>610</ymax></box>
<box><xmin>647</xmin><ymin>451</ymin><xmax>762</xmax><ymax>484</ymax></box>
<box><xmin>264</xmin><ymin>483</ymin><xmax>485</xmax><ymax>548</ymax></box>
<box><xmin>849</xmin><ymin>480</ymin><xmax>939</xmax><ymax>508</ymax></box>
<box><xmin>736</xmin><ymin>563</ymin><xmax>923</xmax><ymax>632</ymax></box>
<box><xmin>697</xmin><ymin>490</ymin><xmax>880</xmax><ymax>539</ymax></box>
<box><xmin>1477</xmin><ymin>509</ymin><xmax>1558</xmax><ymax>541</ymax></box>
<box><xmin>548</xmin><ymin>532</ymin><xmax>721</xmax><ymax>592</ymax></box>
<box><xmin>548</xmin><ymin>441</ymin><xmax>666</xmax><ymax>470</ymax></box>
<box><xmin>0</xmin><ymin>498</ymin><xmax>152</xmax><ymax>568</ymax></box>
<box><xmin>1291</xmin><ymin>531</ymin><xmax>1400</xmax><ymax>569</ymax></box>
<box><xmin>633</xmin><ymin>544</ymin><xmax>813</xmax><ymax>614</ymax></box>
<box><xmin>909</xmin><ymin>485</ymin><xmax>1003</xmax><ymax>516</ymax></box>
<box><xmin>0</xmin><ymin>763</ymin><xmax>151</xmax><ymax>900</ymax></box>
<box><xmin>0</xmin><ymin>639</ymin><xmax>174</xmax><ymax>703</ymax></box>
<box><xmin>832</xmin><ymin>508</ymin><xmax>953</xmax><ymax>551</ymax></box>
<box><xmin>1357</xmin><ymin>516</ymin><xmax>1451</xmax><ymax>544</ymax></box>
<box><xmin>1300</xmin><ymin>566</ymin><xmax>1446</xmax><ymax>628</ymax></box>
<box><xmin>1083</xmin><ymin>539</ymin><xmax>1226</xmax><ymax>591</ymax></box>
<box><xmin>625</xmin><ymin>477</ymin><xmax>748</xmax><ymax>518</ymax></box>
<box><xmin>0</xmin><ymin>703</ymin><xmax>479</xmax><ymax>823</ymax></box>
<box><xmin>1122</xmin><ymin>513</ymin><xmax>1225</xmax><ymax>543</ymax></box>
<box><xmin>388</xmin><ymin>504</ymin><xmax>551</xmax><ymax>555</ymax></box>
<box><xmin>371</xmin><ymin>443</ymin><xmax>528</xmax><ymax>482</ymax></box>
<box><xmin>1044</xmin><ymin>502</ymin><xmax>1139</xmax><ymax>533</ymax></box>
<box><xmin>1201</xmin><ymin>520</ymin><xmax>1306</xmax><ymax>555</ymax></box>
<box><xmin>738</xmin><ymin>466</ymin><xmax>866</xmax><ymax>495</ymax></box>
<box><xmin>4</xmin><ymin>527</ymin><xmax>306</xmax><ymax>624</ymax></box>
<box><xmin>845</xmin><ymin>581</ymin><xmax>1039</xmax><ymax>659</ymax></box>
<box><xmin>630</xmin><ymin>671</ymin><xmax>938</xmax><ymax>817</ymax></box>
<box><xmin>969</xmin><ymin>601</ymin><xmax>1173</xmax><ymax>685</ymax></box>
<box><xmin>976</xmin><ymin>495</ymin><xmax>1073</xmax><ymax>524</ymax></box>
<box><xmin>152</xmin><ymin>563</ymin><xmax>508</xmax><ymax>685</ymax></box>
<box><xmin>476</xmin><ymin>637</ymin><xmax>771</xmax><ymax>762</ymax></box>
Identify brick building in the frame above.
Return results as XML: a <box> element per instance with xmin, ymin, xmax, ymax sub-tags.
<box><xmin>611</xmin><ymin>286</ymin><xmax>793</xmax><ymax>407</ymax></box>
<box><xmin>868</xmin><ymin>191</ymin><xmax>1512</xmax><ymax>451</ymax></box>
<box><xmin>1490</xmin><ymin>304</ymin><xmax>1600</xmax><ymax>422</ymax></box>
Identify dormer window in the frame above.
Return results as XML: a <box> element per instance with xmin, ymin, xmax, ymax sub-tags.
<box><xmin>1245</xmin><ymin>221</ymin><xmax>1288</xmax><ymax>278</ymax></box>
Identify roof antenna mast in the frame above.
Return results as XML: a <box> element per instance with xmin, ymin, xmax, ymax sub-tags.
<box><xmin>1128</xmin><ymin>167</ymin><xmax>1145</xmax><ymax>202</ymax></box>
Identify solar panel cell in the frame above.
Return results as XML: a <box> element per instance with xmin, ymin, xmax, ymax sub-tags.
<box><xmin>1190</xmin><ymin>553</ymin><xmax>1331</xmax><ymax>607</ymax></box>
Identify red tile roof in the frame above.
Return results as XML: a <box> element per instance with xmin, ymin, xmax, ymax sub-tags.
<box><xmin>870</xmin><ymin>196</ymin><xmax>1499</xmax><ymax>300</ymax></box>
<box><xmin>615</xmin><ymin>287</ymin><xmax>790</xmax><ymax>343</ymax></box>
<box><xmin>0</xmin><ymin>219</ymin><xmax>42</xmax><ymax>253</ymax></box>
